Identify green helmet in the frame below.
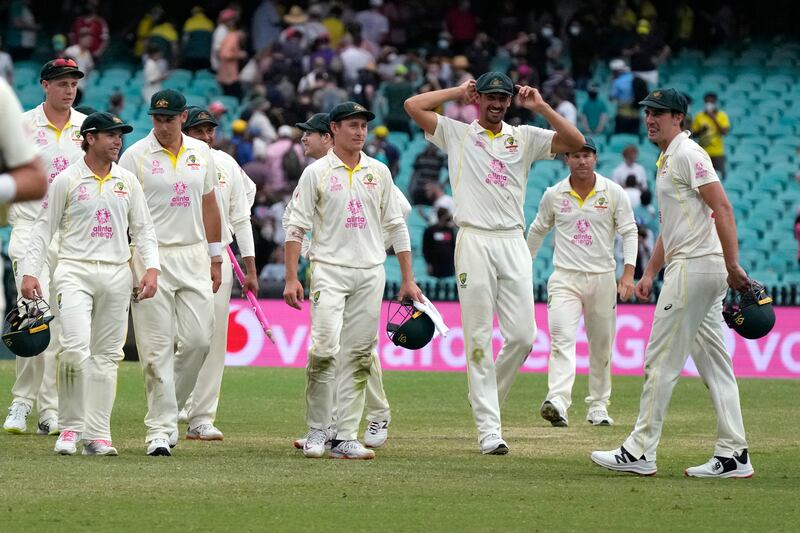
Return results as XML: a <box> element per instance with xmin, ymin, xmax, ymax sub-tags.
<box><xmin>722</xmin><ymin>280</ymin><xmax>775</xmax><ymax>340</ymax></box>
<box><xmin>2</xmin><ymin>298</ymin><xmax>55</xmax><ymax>358</ymax></box>
<box><xmin>386</xmin><ymin>299</ymin><xmax>435</xmax><ymax>350</ymax></box>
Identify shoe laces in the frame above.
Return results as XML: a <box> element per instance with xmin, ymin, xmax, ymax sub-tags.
<box><xmin>194</xmin><ymin>424</ymin><xmax>214</xmax><ymax>433</ymax></box>
<box><xmin>60</xmin><ymin>430</ymin><xmax>78</xmax><ymax>442</ymax></box>
<box><xmin>8</xmin><ymin>402</ymin><xmax>28</xmax><ymax>418</ymax></box>
<box><xmin>337</xmin><ymin>440</ymin><xmax>362</xmax><ymax>453</ymax></box>
<box><xmin>306</xmin><ymin>429</ymin><xmax>327</xmax><ymax>446</ymax></box>
<box><xmin>93</xmin><ymin>439</ymin><xmax>113</xmax><ymax>447</ymax></box>
<box><xmin>366</xmin><ymin>421</ymin><xmax>383</xmax><ymax>435</ymax></box>
<box><xmin>588</xmin><ymin>409</ymin><xmax>608</xmax><ymax>420</ymax></box>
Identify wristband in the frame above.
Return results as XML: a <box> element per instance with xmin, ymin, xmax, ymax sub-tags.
<box><xmin>0</xmin><ymin>173</ymin><xmax>17</xmax><ymax>204</ymax></box>
<box><xmin>208</xmin><ymin>242</ymin><xmax>223</xmax><ymax>257</ymax></box>
<box><xmin>211</xmin><ymin>256</ymin><xmax>223</xmax><ymax>264</ymax></box>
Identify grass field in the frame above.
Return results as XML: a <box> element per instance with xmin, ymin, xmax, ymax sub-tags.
<box><xmin>0</xmin><ymin>360</ymin><xmax>798</xmax><ymax>532</ymax></box>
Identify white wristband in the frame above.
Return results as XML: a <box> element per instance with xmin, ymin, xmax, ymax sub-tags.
<box><xmin>208</xmin><ymin>242</ymin><xmax>223</xmax><ymax>257</ymax></box>
<box><xmin>0</xmin><ymin>173</ymin><xmax>17</xmax><ymax>204</ymax></box>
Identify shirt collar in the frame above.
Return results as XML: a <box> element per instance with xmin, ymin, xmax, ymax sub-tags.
<box><xmin>469</xmin><ymin>119</ymin><xmax>514</xmax><ymax>138</ymax></box>
<box><xmin>663</xmin><ymin>130</ymin><xmax>691</xmax><ymax>158</ymax></box>
<box><xmin>147</xmin><ymin>130</ymin><xmax>189</xmax><ymax>154</ymax></box>
<box><xmin>74</xmin><ymin>157</ymin><xmax>126</xmax><ymax>180</ymax></box>
<box><xmin>557</xmin><ymin>172</ymin><xmax>607</xmax><ymax>194</ymax></box>
<box><xmin>33</xmin><ymin>104</ymin><xmax>84</xmax><ymax>128</ymax></box>
<box><xmin>327</xmin><ymin>149</ymin><xmax>370</xmax><ymax>170</ymax></box>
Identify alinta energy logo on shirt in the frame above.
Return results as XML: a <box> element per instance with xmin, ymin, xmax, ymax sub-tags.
<box><xmin>170</xmin><ymin>181</ymin><xmax>191</xmax><ymax>207</ymax></box>
<box><xmin>345</xmin><ymin>198</ymin><xmax>366</xmax><ymax>229</ymax></box>
<box><xmin>50</xmin><ymin>156</ymin><xmax>70</xmax><ymax>181</ymax></box>
<box><xmin>572</xmin><ymin>218</ymin><xmax>593</xmax><ymax>246</ymax></box>
<box><xmin>91</xmin><ymin>208</ymin><xmax>113</xmax><ymax>239</ymax></box>
<box><xmin>486</xmin><ymin>159</ymin><xmax>508</xmax><ymax>187</ymax></box>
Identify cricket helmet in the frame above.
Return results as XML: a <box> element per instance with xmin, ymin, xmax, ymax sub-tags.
<box><xmin>2</xmin><ymin>298</ymin><xmax>55</xmax><ymax>358</ymax></box>
<box><xmin>722</xmin><ymin>280</ymin><xmax>775</xmax><ymax>340</ymax></box>
<box><xmin>386</xmin><ymin>299</ymin><xmax>435</xmax><ymax>350</ymax></box>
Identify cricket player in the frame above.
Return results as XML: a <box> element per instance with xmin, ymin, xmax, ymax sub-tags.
<box><xmin>404</xmin><ymin>72</ymin><xmax>584</xmax><ymax>454</ymax></box>
<box><xmin>288</xmin><ymin>113</ymin><xmax>405</xmax><ymax>450</ymax></box>
<box><xmin>591</xmin><ymin>88</ymin><xmax>754</xmax><ymax>478</ymax></box>
<box><xmin>180</xmin><ymin>106</ymin><xmax>257</xmax><ymax>441</ymax></box>
<box><xmin>3</xmin><ymin>58</ymin><xmax>88</xmax><ymax>437</ymax></box>
<box><xmin>0</xmin><ymin>78</ymin><xmax>47</xmax><ymax>204</ymax></box>
<box><xmin>119</xmin><ymin>89</ymin><xmax>223</xmax><ymax>457</ymax></box>
<box><xmin>20</xmin><ymin>112</ymin><xmax>160</xmax><ymax>456</ymax></box>
<box><xmin>284</xmin><ymin>102</ymin><xmax>423</xmax><ymax>460</ymax></box>
<box><xmin>527</xmin><ymin>137</ymin><xmax>637</xmax><ymax>428</ymax></box>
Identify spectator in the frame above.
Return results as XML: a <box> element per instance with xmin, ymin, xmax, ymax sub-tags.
<box><xmin>107</xmin><ymin>92</ymin><xmax>124</xmax><ymax>116</ymax></box>
<box><xmin>263</xmin><ymin>125</ymin><xmax>305</xmax><ymax>194</ymax></box>
<box><xmin>445</xmin><ymin>0</ymin><xmax>479</xmax><ymax>53</ymax></box>
<box><xmin>567</xmin><ymin>17</ymin><xmax>596</xmax><ymax>89</ymax></box>
<box><xmin>312</xmin><ymin>72</ymin><xmax>348</xmax><ymax>113</ymax></box>
<box><xmin>611</xmin><ymin>145</ymin><xmax>648</xmax><ymax>190</ymax></box>
<box><xmin>672</xmin><ymin>1</ymin><xmax>695</xmax><ymax>52</ymax></box>
<box><xmin>321</xmin><ymin>5</ymin><xmax>346</xmax><ymax>48</ymax></box>
<box><xmin>141</xmin><ymin>44</ymin><xmax>169</xmax><ymax>103</ymax></box>
<box><xmin>64</xmin><ymin>29</ymin><xmax>95</xmax><ymax>90</ymax></box>
<box><xmin>691</xmin><ymin>92</ymin><xmax>730</xmax><ymax>179</ymax></box>
<box><xmin>681</xmin><ymin>93</ymin><xmax>693</xmax><ymax>131</ymax></box>
<box><xmin>134</xmin><ymin>5</ymin><xmax>163</xmax><ymax>58</ymax></box>
<box><xmin>464</xmin><ymin>32</ymin><xmax>492</xmax><ymax>77</ymax></box>
<box><xmin>212</xmin><ymin>8</ymin><xmax>239</xmax><ymax>72</ymax></box>
<box><xmin>52</xmin><ymin>34</ymin><xmax>68</xmax><ymax>58</ymax></box>
<box><xmin>380</xmin><ymin>64</ymin><xmax>415</xmax><ymax>135</ymax></box>
<box><xmin>634</xmin><ymin>189</ymin><xmax>659</xmax><ymax>236</ymax></box>
<box><xmin>217</xmin><ymin>29</ymin><xmax>248</xmax><ymax>98</ymax></box>
<box><xmin>208</xmin><ymin>100</ymin><xmax>228</xmax><ymax>122</ymax></box>
<box><xmin>552</xmin><ymin>88</ymin><xmax>578</xmax><ymax>127</ymax></box>
<box><xmin>260</xmin><ymin>245</ymin><xmax>286</xmax><ymax>285</ymax></box>
<box><xmin>541</xmin><ymin>63</ymin><xmax>575</xmax><ymax>104</ymax></box>
<box><xmin>365</xmin><ymin>125</ymin><xmax>400</xmax><ymax>176</ymax></box>
<box><xmin>609</xmin><ymin>58</ymin><xmax>640</xmax><ymax>135</ymax></box>
<box><xmin>181</xmin><ymin>6</ymin><xmax>214</xmax><ymax>72</ymax></box>
<box><xmin>424</xmin><ymin>181</ymin><xmax>455</xmax><ymax>224</ymax></box>
<box><xmin>449</xmin><ymin>55</ymin><xmax>473</xmax><ymax>86</ymax></box>
<box><xmin>356</xmin><ymin>0</ymin><xmax>390</xmax><ymax>48</ymax></box>
<box><xmin>634</xmin><ymin>224</ymin><xmax>653</xmax><ymax>279</ymax></box>
<box><xmin>5</xmin><ymin>0</ymin><xmax>39</xmax><ymax>60</ymax></box>
<box><xmin>68</xmin><ymin>0</ymin><xmax>109</xmax><ymax>60</ymax></box>
<box><xmin>231</xmin><ymin>119</ymin><xmax>255</xmax><ymax>165</ymax></box>
<box><xmin>0</xmin><ymin>36</ymin><xmax>14</xmax><ymax>85</ymax></box>
<box><xmin>251</xmin><ymin>0</ymin><xmax>281</xmax><ymax>54</ymax></box>
<box><xmin>409</xmin><ymin>145</ymin><xmax>445</xmax><ymax>204</ymax></box>
<box><xmin>579</xmin><ymin>83</ymin><xmax>608</xmax><ymax>134</ymax></box>
<box><xmin>422</xmin><ymin>208</ymin><xmax>457</xmax><ymax>279</ymax></box>
<box><xmin>443</xmin><ymin>89</ymin><xmax>479</xmax><ymax>124</ymax></box>
<box><xmin>147</xmin><ymin>12</ymin><xmax>180</xmax><ymax>66</ymax></box>
<box><xmin>340</xmin><ymin>35</ymin><xmax>375</xmax><ymax>87</ymax></box>
<box><xmin>623</xmin><ymin>175</ymin><xmax>642</xmax><ymax>209</ymax></box>
<box><xmin>625</xmin><ymin>19</ymin><xmax>670</xmax><ymax>86</ymax></box>
<box><xmin>247</xmin><ymin>97</ymin><xmax>278</xmax><ymax>143</ymax></box>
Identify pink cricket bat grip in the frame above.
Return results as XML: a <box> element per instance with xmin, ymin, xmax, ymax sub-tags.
<box><xmin>226</xmin><ymin>246</ymin><xmax>274</xmax><ymax>343</ymax></box>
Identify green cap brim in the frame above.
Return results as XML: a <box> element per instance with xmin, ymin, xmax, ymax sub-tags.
<box><xmin>148</xmin><ymin>109</ymin><xmax>183</xmax><ymax>116</ymax></box>
<box><xmin>333</xmin><ymin>111</ymin><xmax>375</xmax><ymax>122</ymax></box>
<box><xmin>638</xmin><ymin>98</ymin><xmax>675</xmax><ymax>111</ymax></box>
<box><xmin>478</xmin><ymin>88</ymin><xmax>513</xmax><ymax>95</ymax></box>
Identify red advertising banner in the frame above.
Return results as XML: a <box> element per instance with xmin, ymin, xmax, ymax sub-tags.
<box><xmin>225</xmin><ymin>300</ymin><xmax>800</xmax><ymax>379</ymax></box>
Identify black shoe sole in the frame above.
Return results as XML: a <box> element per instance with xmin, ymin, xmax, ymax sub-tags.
<box><xmin>540</xmin><ymin>403</ymin><xmax>568</xmax><ymax>427</ymax></box>
<box><xmin>487</xmin><ymin>444</ymin><xmax>509</xmax><ymax>455</ymax></box>
<box><xmin>148</xmin><ymin>447</ymin><xmax>171</xmax><ymax>456</ymax></box>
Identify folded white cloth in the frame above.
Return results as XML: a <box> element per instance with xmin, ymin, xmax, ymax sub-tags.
<box><xmin>412</xmin><ymin>297</ymin><xmax>450</xmax><ymax>339</ymax></box>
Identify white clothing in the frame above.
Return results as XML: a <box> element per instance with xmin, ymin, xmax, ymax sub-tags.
<box><xmin>555</xmin><ymin>100</ymin><xmax>578</xmax><ymax>126</ymax></box>
<box><xmin>0</xmin><ymin>78</ymin><xmax>37</xmax><ymax>174</ymax></box>
<box><xmin>611</xmin><ymin>161</ymin><xmax>648</xmax><ymax>190</ymax></box>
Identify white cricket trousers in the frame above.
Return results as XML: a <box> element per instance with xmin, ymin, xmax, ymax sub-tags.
<box><xmin>623</xmin><ymin>256</ymin><xmax>748</xmax><ymax>461</ymax></box>
<box><xmin>183</xmin><ymin>248</ymin><xmax>233</xmax><ymax>427</ymax></box>
<box><xmin>7</xmin><ymin>224</ymin><xmax>59</xmax><ymax>421</ymax></box>
<box><xmin>131</xmin><ymin>243</ymin><xmax>214</xmax><ymax>442</ymax></box>
<box><xmin>330</xmin><ymin>346</ymin><xmax>391</xmax><ymax>429</ymax></box>
<box><xmin>545</xmin><ymin>269</ymin><xmax>616</xmax><ymax>417</ymax></box>
<box><xmin>53</xmin><ymin>260</ymin><xmax>131</xmax><ymax>439</ymax></box>
<box><xmin>455</xmin><ymin>228</ymin><xmax>536</xmax><ymax>442</ymax></box>
<box><xmin>305</xmin><ymin>262</ymin><xmax>384</xmax><ymax>441</ymax></box>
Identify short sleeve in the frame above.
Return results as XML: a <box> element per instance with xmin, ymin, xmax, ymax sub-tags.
<box><xmin>424</xmin><ymin>114</ymin><xmax>461</xmax><ymax>152</ymax></box>
<box><xmin>683</xmin><ymin>148</ymin><xmax>719</xmax><ymax>190</ymax></box>
<box><xmin>522</xmin><ymin>125</ymin><xmax>556</xmax><ymax>162</ymax></box>
<box><xmin>718</xmin><ymin>111</ymin><xmax>730</xmax><ymax>130</ymax></box>
<box><xmin>0</xmin><ymin>79</ymin><xmax>38</xmax><ymax>169</ymax></box>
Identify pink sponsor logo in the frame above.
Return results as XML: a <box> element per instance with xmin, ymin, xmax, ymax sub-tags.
<box><xmin>50</xmin><ymin>156</ymin><xmax>70</xmax><ymax>181</ymax></box>
<box><xmin>36</xmin><ymin>130</ymin><xmax>48</xmax><ymax>146</ymax></box>
<box><xmin>560</xmin><ymin>198</ymin><xmax>572</xmax><ymax>213</ymax></box>
<box><xmin>485</xmin><ymin>159</ymin><xmax>508</xmax><ymax>187</ymax></box>
<box><xmin>170</xmin><ymin>181</ymin><xmax>190</xmax><ymax>207</ymax></box>
<box><xmin>572</xmin><ymin>218</ymin><xmax>593</xmax><ymax>246</ymax></box>
<box><xmin>91</xmin><ymin>208</ymin><xmax>113</xmax><ymax>239</ymax></box>
<box><xmin>345</xmin><ymin>198</ymin><xmax>366</xmax><ymax>229</ymax></box>
<box><xmin>695</xmin><ymin>160</ymin><xmax>711</xmax><ymax>179</ymax></box>
<box><xmin>225</xmin><ymin>301</ymin><xmax>800</xmax><ymax>379</ymax></box>
<box><xmin>151</xmin><ymin>160</ymin><xmax>164</xmax><ymax>175</ymax></box>
<box><xmin>329</xmin><ymin>175</ymin><xmax>342</xmax><ymax>192</ymax></box>
<box><xmin>474</xmin><ymin>139</ymin><xmax>486</xmax><ymax>149</ymax></box>
<box><xmin>77</xmin><ymin>184</ymin><xmax>90</xmax><ymax>201</ymax></box>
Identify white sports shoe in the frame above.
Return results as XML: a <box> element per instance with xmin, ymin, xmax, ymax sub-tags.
<box><xmin>83</xmin><ymin>439</ymin><xmax>119</xmax><ymax>456</ymax></box>
<box><xmin>302</xmin><ymin>428</ymin><xmax>328</xmax><ymax>458</ymax></box>
<box><xmin>591</xmin><ymin>446</ymin><xmax>657</xmax><ymax>476</ymax></box>
<box><xmin>147</xmin><ymin>438</ymin><xmax>172</xmax><ymax>456</ymax></box>
<box><xmin>364</xmin><ymin>418</ymin><xmax>390</xmax><ymax>448</ymax></box>
<box><xmin>178</xmin><ymin>408</ymin><xmax>188</xmax><ymax>424</ymax></box>
<box><xmin>187</xmin><ymin>423</ymin><xmax>224</xmax><ymax>441</ymax></box>
<box><xmin>685</xmin><ymin>449</ymin><xmax>754</xmax><ymax>478</ymax></box>
<box><xmin>294</xmin><ymin>426</ymin><xmax>335</xmax><ymax>450</ymax></box>
<box><xmin>54</xmin><ymin>430</ymin><xmax>80</xmax><ymax>455</ymax></box>
<box><xmin>37</xmin><ymin>416</ymin><xmax>59</xmax><ymax>435</ymax></box>
<box><xmin>168</xmin><ymin>430</ymin><xmax>178</xmax><ymax>448</ymax></box>
<box><xmin>586</xmin><ymin>409</ymin><xmax>614</xmax><ymax>426</ymax></box>
<box><xmin>330</xmin><ymin>440</ymin><xmax>376</xmax><ymax>460</ymax></box>
<box><xmin>3</xmin><ymin>402</ymin><xmax>30</xmax><ymax>434</ymax></box>
<box><xmin>480</xmin><ymin>433</ymin><xmax>509</xmax><ymax>455</ymax></box>
<box><xmin>540</xmin><ymin>401</ymin><xmax>568</xmax><ymax>427</ymax></box>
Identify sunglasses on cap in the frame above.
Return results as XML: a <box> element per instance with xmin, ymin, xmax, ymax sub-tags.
<box><xmin>52</xmin><ymin>58</ymin><xmax>78</xmax><ymax>68</ymax></box>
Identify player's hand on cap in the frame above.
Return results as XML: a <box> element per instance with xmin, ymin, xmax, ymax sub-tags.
<box><xmin>397</xmin><ymin>279</ymin><xmax>424</xmax><ymax>303</ymax></box>
<box><xmin>460</xmin><ymin>79</ymin><xmax>478</xmax><ymax>104</ymax></box>
<box><xmin>210</xmin><ymin>262</ymin><xmax>222</xmax><ymax>293</ymax></box>
<box><xmin>20</xmin><ymin>275</ymin><xmax>42</xmax><ymax>301</ymax></box>
<box><xmin>136</xmin><ymin>269</ymin><xmax>159</xmax><ymax>301</ymax></box>
<box><xmin>617</xmin><ymin>273</ymin><xmax>635</xmax><ymax>302</ymax></box>
<box><xmin>284</xmin><ymin>278</ymin><xmax>304</xmax><ymax>310</ymax></box>
<box><xmin>726</xmin><ymin>264</ymin><xmax>749</xmax><ymax>292</ymax></box>
<box><xmin>515</xmin><ymin>85</ymin><xmax>547</xmax><ymax>112</ymax></box>
<box><xmin>634</xmin><ymin>275</ymin><xmax>653</xmax><ymax>303</ymax></box>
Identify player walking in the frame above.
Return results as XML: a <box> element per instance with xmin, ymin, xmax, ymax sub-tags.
<box><xmin>527</xmin><ymin>137</ymin><xmax>637</xmax><ymax>427</ymax></box>
<box><xmin>591</xmin><ymin>89</ymin><xmax>754</xmax><ymax>478</ymax></box>
<box><xmin>404</xmin><ymin>73</ymin><xmax>584</xmax><ymax>454</ymax></box>
<box><xmin>119</xmin><ymin>89</ymin><xmax>223</xmax><ymax>456</ymax></box>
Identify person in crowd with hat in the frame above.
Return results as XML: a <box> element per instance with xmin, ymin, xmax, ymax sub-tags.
<box><xmin>3</xmin><ymin>58</ymin><xmax>88</xmax><ymax>437</ymax></box>
<box><xmin>579</xmin><ymin>83</ymin><xmax>609</xmax><ymax>135</ymax></box>
<box><xmin>20</xmin><ymin>112</ymin><xmax>159</xmax><ymax>456</ymax></box>
<box><xmin>284</xmin><ymin>102</ymin><xmax>422</xmax><ymax>460</ymax></box>
<box><xmin>404</xmin><ymin>72</ymin><xmax>585</xmax><ymax>455</ymax></box>
<box><xmin>609</xmin><ymin>58</ymin><xmax>640</xmax><ymax>135</ymax></box>
<box><xmin>178</xmin><ymin>106</ymin><xmax>257</xmax><ymax>441</ymax></box>
<box><xmin>288</xmin><ymin>112</ymin><xmax>409</xmax><ymax>452</ymax></box>
<box><xmin>527</xmin><ymin>137</ymin><xmax>637</xmax><ymax>428</ymax></box>
<box><xmin>211</xmin><ymin>7</ymin><xmax>239</xmax><ymax>72</ymax></box>
<box><xmin>592</xmin><ymin>88</ymin><xmax>754</xmax><ymax>478</ymax></box>
<box><xmin>119</xmin><ymin>89</ymin><xmax>223</xmax><ymax>457</ymax></box>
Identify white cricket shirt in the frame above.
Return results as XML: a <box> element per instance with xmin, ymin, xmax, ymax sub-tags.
<box><xmin>9</xmin><ymin>104</ymin><xmax>87</xmax><ymax>225</ymax></box>
<box><xmin>527</xmin><ymin>173</ymin><xmax>638</xmax><ymax>273</ymax></box>
<box><xmin>118</xmin><ymin>131</ymin><xmax>216</xmax><ymax>246</ymax></box>
<box><xmin>425</xmin><ymin>115</ymin><xmax>555</xmax><ymax>231</ymax></box>
<box><xmin>655</xmin><ymin>131</ymin><xmax>723</xmax><ymax>262</ymax></box>
<box><xmin>285</xmin><ymin>150</ymin><xmax>410</xmax><ymax>268</ymax></box>
<box><xmin>213</xmin><ymin>148</ymin><xmax>256</xmax><ymax>257</ymax></box>
<box><xmin>22</xmin><ymin>158</ymin><xmax>160</xmax><ymax>277</ymax></box>
<box><xmin>0</xmin><ymin>79</ymin><xmax>38</xmax><ymax>173</ymax></box>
